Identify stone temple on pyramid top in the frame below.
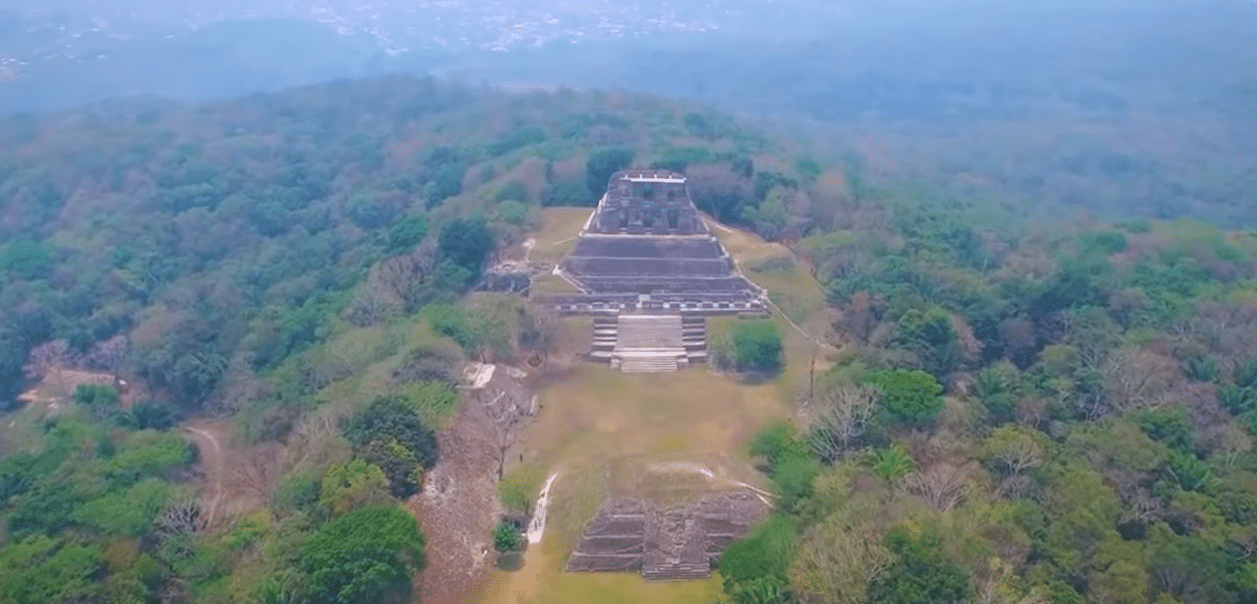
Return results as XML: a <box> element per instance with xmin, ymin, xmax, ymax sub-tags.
<box><xmin>537</xmin><ymin>169</ymin><xmax>768</xmax><ymax>373</ymax></box>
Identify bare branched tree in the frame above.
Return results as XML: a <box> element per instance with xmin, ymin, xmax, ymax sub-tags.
<box><xmin>375</xmin><ymin>240</ymin><xmax>438</xmax><ymax>308</ymax></box>
<box><xmin>1099</xmin><ymin>347</ymin><xmax>1178</xmax><ymax>417</ymax></box>
<box><xmin>24</xmin><ymin>339</ymin><xmax>78</xmax><ymax>396</ymax></box>
<box><xmin>983</xmin><ymin>426</ymin><xmax>1045</xmax><ymax>480</ymax></box>
<box><xmin>211</xmin><ymin>354</ymin><xmax>269</xmax><ymax>416</ymax></box>
<box><xmin>478</xmin><ymin>383</ymin><xmax>531</xmax><ymax>479</ymax></box>
<box><xmin>903</xmin><ymin>462</ymin><xmax>969</xmax><ymax>512</ymax></box>
<box><xmin>231</xmin><ymin>444</ymin><xmax>283</xmax><ymax>501</ymax></box>
<box><xmin>793</xmin><ymin>521</ymin><xmax>892</xmax><ymax>604</ymax></box>
<box><xmin>343</xmin><ymin>278</ymin><xmax>402</xmax><ymax>327</ymax></box>
<box><xmin>282</xmin><ymin>407</ymin><xmax>343</xmax><ymax>471</ymax></box>
<box><xmin>155</xmin><ymin>497</ymin><xmax>207</xmax><ymax>538</ymax></box>
<box><xmin>85</xmin><ymin>335</ymin><xmax>129</xmax><ymax>380</ymax></box>
<box><xmin>807</xmin><ymin>382</ymin><xmax>880</xmax><ymax>463</ymax></box>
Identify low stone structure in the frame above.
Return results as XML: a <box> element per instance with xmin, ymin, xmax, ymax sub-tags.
<box><xmin>566</xmin><ymin>491</ymin><xmax>770</xmax><ymax>580</ymax></box>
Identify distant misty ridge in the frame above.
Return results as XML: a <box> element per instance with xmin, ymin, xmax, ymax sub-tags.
<box><xmin>0</xmin><ymin>0</ymin><xmax>1253</xmax><ymax>115</ymax></box>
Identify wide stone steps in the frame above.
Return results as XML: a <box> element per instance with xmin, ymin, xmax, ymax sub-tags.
<box><xmin>642</xmin><ymin>563</ymin><xmax>711</xmax><ymax>581</ymax></box>
<box><xmin>620</xmin><ymin>358</ymin><xmax>679</xmax><ymax>373</ymax></box>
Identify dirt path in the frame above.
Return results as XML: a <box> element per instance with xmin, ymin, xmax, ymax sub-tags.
<box><xmin>182</xmin><ymin>423</ymin><xmax>226</xmax><ymax>526</ymax></box>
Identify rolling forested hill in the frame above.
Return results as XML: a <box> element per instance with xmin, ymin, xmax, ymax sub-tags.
<box><xmin>4</xmin><ymin>75</ymin><xmax>1257</xmax><ymax>604</ymax></box>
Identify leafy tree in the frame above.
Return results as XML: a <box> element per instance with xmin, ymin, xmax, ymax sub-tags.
<box><xmin>488</xmin><ymin>126</ymin><xmax>548</xmax><ymax>157</ymax></box>
<box><xmin>893</xmin><ymin>307</ymin><xmax>962</xmax><ymax>380</ymax></box>
<box><xmin>492</xmin><ymin>520</ymin><xmax>524</xmax><ymax>552</ymax></box>
<box><xmin>345</xmin><ymin>191</ymin><xmax>396</xmax><ymax>229</ymax></box>
<box><xmin>6</xmin><ymin>471</ymin><xmax>97</xmax><ymax>538</ymax></box>
<box><xmin>872</xmin><ymin>443</ymin><xmax>915</xmax><ymax>481</ymax></box>
<box><xmin>1165</xmin><ymin>450</ymin><xmax>1211</xmax><ymax>492</ymax></box>
<box><xmin>0</xmin><ymin>536</ymin><xmax>103</xmax><ymax>604</ymax></box>
<box><xmin>1147</xmin><ymin>527</ymin><xmax>1235</xmax><ymax>604</ymax></box>
<box><xmin>427</xmin><ymin>163</ymin><xmax>465</xmax><ymax>208</ymax></box>
<box><xmin>343</xmin><ymin>396</ymin><xmax>439</xmax><ymax>498</ymax></box>
<box><xmin>437</xmin><ymin>215</ymin><xmax>494</xmax><ymax>286</ymax></box>
<box><xmin>721</xmin><ymin>515</ymin><xmax>796</xmax><ymax>602</ymax></box>
<box><xmin>584</xmin><ymin>147</ymin><xmax>635</xmax><ymax>201</ymax></box>
<box><xmin>422</xmin><ymin>305</ymin><xmax>479</xmax><ymax>354</ymax></box>
<box><xmin>394</xmin><ymin>339</ymin><xmax>464</xmax><ymax>386</ymax></box>
<box><xmin>492</xmin><ymin>181</ymin><xmax>529</xmax><ymax>205</ymax></box>
<box><xmin>731</xmin><ymin>320</ymin><xmax>783</xmax><ymax>375</ymax></box>
<box><xmin>386</xmin><ymin>214</ymin><xmax>427</xmax><ymax>252</ymax></box>
<box><xmin>363</xmin><ymin>437</ymin><xmax>424</xmax><ymax>499</ymax></box>
<box><xmin>749</xmin><ymin>423</ymin><xmax>816</xmax><ymax>511</ymax></box>
<box><xmin>868</xmin><ymin>369</ymin><xmax>944</xmax><ymax>427</ymax></box>
<box><xmin>300</xmin><ymin>505</ymin><xmax>426</xmax><ymax>604</ymax></box>
<box><xmin>971</xmin><ymin>362</ymin><xmax>1018</xmax><ymax>424</ymax></box>
<box><xmin>115</xmin><ymin>400</ymin><xmax>177</xmax><ymax>431</ymax></box>
<box><xmin>74</xmin><ymin>383</ymin><xmax>119</xmax><ymax>419</ymax></box>
<box><xmin>773</xmin><ymin>454</ymin><xmax>820</xmax><ymax>513</ymax></box>
<box><xmin>750</xmin><ymin>422</ymin><xmax>809</xmax><ymax>472</ymax></box>
<box><xmin>70</xmin><ymin>478</ymin><xmax>171</xmax><ymax>537</ymax></box>
<box><xmin>1</xmin><ymin>236</ymin><xmax>53</xmax><ymax>281</ymax></box>
<box><xmin>541</xmin><ymin>180</ymin><xmax>592</xmax><ymax>207</ymax></box>
<box><xmin>320</xmin><ymin>458</ymin><xmax>389</xmax><ymax>515</ymax></box>
<box><xmin>1137</xmin><ymin>407</ymin><xmax>1193</xmax><ymax>452</ymax></box>
<box><xmin>867</xmin><ymin>524</ymin><xmax>970</xmax><ymax>604</ymax></box>
<box><xmin>103</xmin><ymin>431</ymin><xmax>193</xmax><ymax>489</ymax></box>
<box><xmin>0</xmin><ymin>329</ymin><xmax>26</xmax><ymax>410</ymax></box>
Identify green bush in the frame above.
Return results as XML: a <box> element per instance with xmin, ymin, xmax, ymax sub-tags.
<box><xmin>492</xmin><ymin>521</ymin><xmax>524</xmax><ymax>552</ymax></box>
<box><xmin>74</xmin><ymin>384</ymin><xmax>119</xmax><ymax>418</ymax></box>
<box><xmin>731</xmin><ymin>321</ymin><xmax>783</xmax><ymax>375</ymax></box>
<box><xmin>386</xmin><ymin>214</ymin><xmax>427</xmax><ymax>251</ymax></box>
<box><xmin>343</xmin><ymin>396</ymin><xmax>439</xmax><ymax>498</ymax></box>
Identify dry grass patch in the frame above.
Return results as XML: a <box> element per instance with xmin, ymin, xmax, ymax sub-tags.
<box><xmin>529</xmin><ymin>207</ymin><xmax>593</xmax><ymax>265</ymax></box>
<box><xmin>462</xmin><ymin>464</ymin><xmax>720</xmax><ymax>604</ymax></box>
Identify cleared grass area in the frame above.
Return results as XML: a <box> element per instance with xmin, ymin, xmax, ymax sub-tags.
<box><xmin>530</xmin><ymin>207</ymin><xmax>593</xmax><ymax>266</ymax></box>
<box><xmin>457</xmin><ymin>362</ymin><xmax>791</xmax><ymax>604</ymax></box>
<box><xmin>703</xmin><ymin>215</ymin><xmax>828</xmax><ymax>327</ymax></box>
<box><xmin>450</xmin><ymin>213</ymin><xmax>832</xmax><ymax>604</ymax></box>
<box><xmin>464</xmin><ymin>462</ymin><xmax>721</xmax><ymax>604</ymax></box>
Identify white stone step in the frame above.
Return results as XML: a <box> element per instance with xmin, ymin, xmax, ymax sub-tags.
<box><xmin>619</xmin><ymin>358</ymin><xmax>679</xmax><ymax>373</ymax></box>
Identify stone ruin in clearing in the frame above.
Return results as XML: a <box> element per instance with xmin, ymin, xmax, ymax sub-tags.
<box><xmin>565</xmin><ymin>459</ymin><xmax>772</xmax><ymax>580</ymax></box>
<box><xmin>535</xmin><ymin>169</ymin><xmax>769</xmax><ymax>373</ymax></box>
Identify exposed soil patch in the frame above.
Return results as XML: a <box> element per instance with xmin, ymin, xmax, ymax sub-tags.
<box><xmin>415</xmin><ymin>366</ymin><xmax>533</xmax><ymax>603</ymax></box>
<box><xmin>181</xmin><ymin>420</ymin><xmax>230</xmax><ymax>526</ymax></box>
<box><xmin>18</xmin><ymin>369</ymin><xmax>134</xmax><ymax>413</ymax></box>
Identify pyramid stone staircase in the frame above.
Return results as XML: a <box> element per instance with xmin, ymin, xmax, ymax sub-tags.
<box><xmin>612</xmin><ymin>314</ymin><xmax>685</xmax><ymax>373</ymax></box>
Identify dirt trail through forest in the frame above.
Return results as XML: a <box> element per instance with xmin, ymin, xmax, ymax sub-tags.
<box><xmin>182</xmin><ymin>423</ymin><xmax>226</xmax><ymax>526</ymax></box>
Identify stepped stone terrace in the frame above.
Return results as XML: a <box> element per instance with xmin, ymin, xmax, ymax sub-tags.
<box><xmin>565</xmin><ymin>457</ymin><xmax>771</xmax><ymax>580</ymax></box>
<box><xmin>540</xmin><ymin>169</ymin><xmax>767</xmax><ymax>316</ymax></box>
<box><xmin>535</xmin><ymin>169</ymin><xmax>768</xmax><ymax>372</ymax></box>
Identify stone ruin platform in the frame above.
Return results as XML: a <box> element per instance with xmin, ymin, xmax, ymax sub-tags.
<box><xmin>539</xmin><ymin>169</ymin><xmax>767</xmax><ymax>316</ymax></box>
<box><xmin>565</xmin><ymin>457</ymin><xmax>773</xmax><ymax>580</ymax></box>
<box><xmin>533</xmin><ymin>169</ymin><xmax>768</xmax><ymax>371</ymax></box>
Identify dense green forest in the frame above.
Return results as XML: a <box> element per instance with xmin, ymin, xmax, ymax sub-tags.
<box><xmin>3</xmin><ymin>75</ymin><xmax>1257</xmax><ymax>603</ymax></box>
